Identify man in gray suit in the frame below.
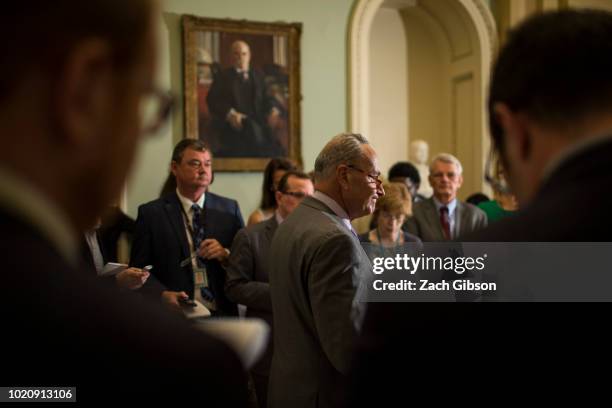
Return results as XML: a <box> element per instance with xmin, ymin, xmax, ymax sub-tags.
<box><xmin>268</xmin><ymin>133</ymin><xmax>385</xmax><ymax>408</ymax></box>
<box><xmin>405</xmin><ymin>153</ymin><xmax>487</xmax><ymax>241</ymax></box>
<box><xmin>225</xmin><ymin>170</ymin><xmax>313</xmax><ymax>408</ymax></box>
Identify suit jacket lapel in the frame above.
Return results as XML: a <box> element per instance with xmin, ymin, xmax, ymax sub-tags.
<box><xmin>455</xmin><ymin>201</ymin><xmax>464</xmax><ymax>239</ymax></box>
<box><xmin>264</xmin><ymin>216</ymin><xmax>278</xmax><ymax>244</ymax></box>
<box><xmin>165</xmin><ymin>193</ymin><xmax>190</xmax><ymax>259</ymax></box>
<box><xmin>202</xmin><ymin>192</ymin><xmax>215</xmax><ymax>240</ymax></box>
<box><xmin>425</xmin><ymin>199</ymin><xmax>445</xmax><ymax>241</ymax></box>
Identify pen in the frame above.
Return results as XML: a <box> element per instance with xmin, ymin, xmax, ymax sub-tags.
<box><xmin>180</xmin><ymin>253</ymin><xmax>198</xmax><ymax>268</ymax></box>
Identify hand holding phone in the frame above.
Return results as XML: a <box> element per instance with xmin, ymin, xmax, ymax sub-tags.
<box><xmin>179</xmin><ymin>297</ymin><xmax>197</xmax><ymax>308</ymax></box>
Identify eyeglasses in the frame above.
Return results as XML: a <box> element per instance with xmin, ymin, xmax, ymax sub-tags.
<box><xmin>484</xmin><ymin>147</ymin><xmax>512</xmax><ymax>194</ymax></box>
<box><xmin>185</xmin><ymin>159</ymin><xmax>211</xmax><ymax>170</ymax></box>
<box><xmin>346</xmin><ymin>165</ymin><xmax>383</xmax><ymax>185</ymax></box>
<box><xmin>281</xmin><ymin>191</ymin><xmax>307</xmax><ymax>199</ymax></box>
<box><xmin>431</xmin><ymin>172</ymin><xmax>459</xmax><ymax>180</ymax></box>
<box><xmin>139</xmin><ymin>88</ymin><xmax>174</xmax><ymax>135</ymax></box>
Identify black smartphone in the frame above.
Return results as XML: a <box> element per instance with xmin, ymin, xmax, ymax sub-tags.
<box><xmin>179</xmin><ymin>297</ymin><xmax>197</xmax><ymax>307</ymax></box>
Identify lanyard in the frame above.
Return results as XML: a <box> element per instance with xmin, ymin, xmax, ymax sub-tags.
<box><xmin>179</xmin><ymin>204</ymin><xmax>205</xmax><ymax>252</ymax></box>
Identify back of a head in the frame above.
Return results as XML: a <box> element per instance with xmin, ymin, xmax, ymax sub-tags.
<box><xmin>314</xmin><ymin>133</ymin><xmax>369</xmax><ymax>182</ymax></box>
<box><xmin>488</xmin><ymin>9</ymin><xmax>612</xmax><ymax>147</ymax></box>
<box><xmin>1</xmin><ymin>1</ymin><xmax>151</xmax><ymax>103</ymax></box>
<box><xmin>277</xmin><ymin>170</ymin><xmax>311</xmax><ymax>194</ymax></box>
<box><xmin>388</xmin><ymin>162</ymin><xmax>421</xmax><ymax>185</ymax></box>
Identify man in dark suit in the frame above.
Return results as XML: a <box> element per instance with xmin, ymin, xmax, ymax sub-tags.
<box><xmin>405</xmin><ymin>153</ymin><xmax>487</xmax><ymax>241</ymax></box>
<box><xmin>131</xmin><ymin>139</ymin><xmax>244</xmax><ymax>315</ymax></box>
<box><xmin>348</xmin><ymin>9</ymin><xmax>612</xmax><ymax>406</ymax></box>
<box><xmin>0</xmin><ymin>1</ymin><xmax>247</xmax><ymax>403</ymax></box>
<box><xmin>268</xmin><ymin>133</ymin><xmax>385</xmax><ymax>408</ymax></box>
<box><xmin>207</xmin><ymin>40</ymin><xmax>283</xmax><ymax>157</ymax></box>
<box><xmin>225</xmin><ymin>170</ymin><xmax>314</xmax><ymax>408</ymax></box>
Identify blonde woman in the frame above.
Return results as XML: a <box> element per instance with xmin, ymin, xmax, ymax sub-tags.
<box><xmin>359</xmin><ymin>182</ymin><xmax>421</xmax><ymax>249</ymax></box>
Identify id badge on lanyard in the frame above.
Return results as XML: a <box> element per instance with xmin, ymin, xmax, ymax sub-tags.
<box><xmin>193</xmin><ymin>265</ymin><xmax>208</xmax><ymax>289</ymax></box>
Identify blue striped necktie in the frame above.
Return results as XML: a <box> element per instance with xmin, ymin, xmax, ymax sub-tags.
<box><xmin>191</xmin><ymin>204</ymin><xmax>214</xmax><ymax>301</ymax></box>
<box><xmin>191</xmin><ymin>203</ymin><xmax>205</xmax><ymax>252</ymax></box>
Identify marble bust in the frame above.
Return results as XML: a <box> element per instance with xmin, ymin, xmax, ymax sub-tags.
<box><xmin>409</xmin><ymin>139</ymin><xmax>433</xmax><ymax>198</ymax></box>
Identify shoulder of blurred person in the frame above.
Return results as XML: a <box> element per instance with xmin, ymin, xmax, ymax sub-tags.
<box><xmin>1</xmin><ymin>208</ymin><xmax>248</xmax><ymax>403</ymax></box>
<box><xmin>466</xmin><ymin>138</ymin><xmax>612</xmax><ymax>241</ymax></box>
<box><xmin>468</xmin><ymin>9</ymin><xmax>612</xmax><ymax>242</ymax></box>
<box><xmin>349</xmin><ymin>10</ymin><xmax>612</xmax><ymax>407</ymax></box>
<box><xmin>0</xmin><ymin>1</ymin><xmax>249</xmax><ymax>400</ymax></box>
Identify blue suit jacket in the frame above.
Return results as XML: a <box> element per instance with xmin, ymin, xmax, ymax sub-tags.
<box><xmin>131</xmin><ymin>191</ymin><xmax>244</xmax><ymax>316</ymax></box>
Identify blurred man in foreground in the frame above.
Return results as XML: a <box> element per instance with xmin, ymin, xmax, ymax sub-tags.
<box><xmin>349</xmin><ymin>9</ymin><xmax>612</xmax><ymax>406</ymax></box>
<box><xmin>0</xmin><ymin>1</ymin><xmax>247</xmax><ymax>403</ymax></box>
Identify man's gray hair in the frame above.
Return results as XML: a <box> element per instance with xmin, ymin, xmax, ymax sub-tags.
<box><xmin>314</xmin><ymin>133</ymin><xmax>369</xmax><ymax>181</ymax></box>
<box><xmin>429</xmin><ymin>153</ymin><xmax>463</xmax><ymax>175</ymax></box>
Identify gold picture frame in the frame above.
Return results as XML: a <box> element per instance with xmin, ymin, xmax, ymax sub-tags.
<box><xmin>183</xmin><ymin>15</ymin><xmax>303</xmax><ymax>171</ymax></box>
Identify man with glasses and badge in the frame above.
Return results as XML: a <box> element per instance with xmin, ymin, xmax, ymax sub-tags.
<box><xmin>131</xmin><ymin>139</ymin><xmax>244</xmax><ymax>316</ymax></box>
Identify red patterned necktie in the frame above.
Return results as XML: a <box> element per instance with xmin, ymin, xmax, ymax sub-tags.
<box><xmin>439</xmin><ymin>206</ymin><xmax>451</xmax><ymax>240</ymax></box>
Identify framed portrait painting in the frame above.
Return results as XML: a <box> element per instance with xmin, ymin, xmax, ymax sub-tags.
<box><xmin>183</xmin><ymin>15</ymin><xmax>303</xmax><ymax>171</ymax></box>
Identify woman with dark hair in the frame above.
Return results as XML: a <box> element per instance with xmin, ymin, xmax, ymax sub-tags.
<box><xmin>247</xmin><ymin>157</ymin><xmax>298</xmax><ymax>226</ymax></box>
<box><xmin>159</xmin><ymin>173</ymin><xmax>177</xmax><ymax>198</ymax></box>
